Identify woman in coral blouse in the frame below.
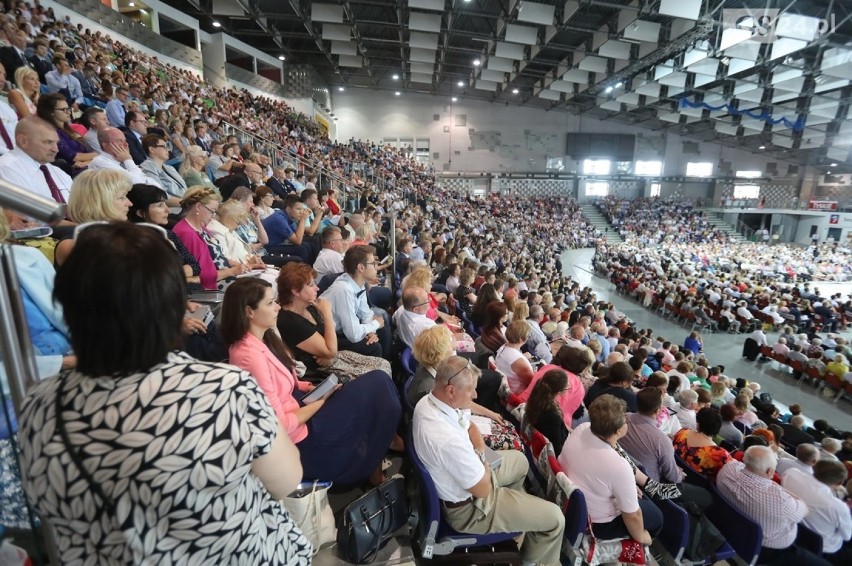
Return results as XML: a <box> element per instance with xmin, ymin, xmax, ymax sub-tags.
<box><xmin>222</xmin><ymin>278</ymin><xmax>401</xmax><ymax>485</ymax></box>
<box><xmin>673</xmin><ymin>407</ymin><xmax>733</xmax><ymax>480</ymax></box>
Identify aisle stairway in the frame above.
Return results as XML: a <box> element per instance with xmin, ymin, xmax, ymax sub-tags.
<box><xmin>581</xmin><ymin>205</ymin><xmax>624</xmax><ymax>244</ymax></box>
<box><xmin>702</xmin><ymin>211</ymin><xmax>747</xmax><ymax>243</ymax></box>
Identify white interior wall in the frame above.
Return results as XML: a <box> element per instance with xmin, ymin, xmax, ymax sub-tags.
<box><xmin>333</xmin><ymin>89</ymin><xmax>788</xmax><ymax>178</ymax></box>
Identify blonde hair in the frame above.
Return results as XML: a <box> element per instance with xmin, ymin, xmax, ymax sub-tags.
<box><xmin>180</xmin><ymin>186</ymin><xmax>221</xmax><ymax>211</ymax></box>
<box><xmin>413</xmin><ymin>325</ymin><xmax>453</xmax><ymax>368</ymax></box>
<box><xmin>67</xmin><ymin>169</ymin><xmax>131</xmax><ymax>223</ymax></box>
<box><xmin>513</xmin><ymin>301</ymin><xmax>529</xmax><ymax>321</ymax></box>
<box><xmin>179</xmin><ymin>146</ymin><xmax>208</xmax><ymax>176</ymax></box>
<box><xmin>217</xmin><ymin>199</ymin><xmax>248</xmax><ymax>224</ymax></box>
<box><xmin>711</xmin><ymin>381</ymin><xmax>726</xmax><ymax>399</ymax></box>
<box><xmin>355</xmin><ymin>222</ymin><xmax>374</xmax><ymax>241</ymax></box>
<box><xmin>403</xmin><ymin>265</ymin><xmax>433</xmax><ymax>292</ymax></box>
<box><xmin>459</xmin><ymin>267</ymin><xmax>475</xmax><ymax>286</ymax></box>
<box><xmin>15</xmin><ymin>67</ymin><xmax>39</xmax><ymax>92</ymax></box>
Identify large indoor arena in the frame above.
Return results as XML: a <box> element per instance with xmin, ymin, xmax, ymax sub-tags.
<box><xmin>0</xmin><ymin>0</ymin><xmax>850</xmax><ymax>564</ymax></box>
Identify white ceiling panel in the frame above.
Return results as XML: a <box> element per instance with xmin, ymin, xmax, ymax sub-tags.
<box><xmin>733</xmin><ymin>80</ymin><xmax>759</xmax><ymax>95</ymax></box>
<box><xmin>772</xmin><ymin>90</ymin><xmax>800</xmax><ymax>104</ymax></box>
<box><xmin>719</xmin><ymin>28</ymin><xmax>752</xmax><ymax>51</ymax></box>
<box><xmin>638</xmin><ymin>42</ymin><xmax>657</xmax><ymax>58</ymax></box>
<box><xmin>330</xmin><ymin>41</ymin><xmax>357</xmax><ymax>55</ymax></box>
<box><xmin>715</xmin><ymin>122</ymin><xmax>740</xmax><ymax>136</ymax></box>
<box><xmin>338</xmin><ymin>55</ymin><xmax>362</xmax><ymax>67</ymax></box>
<box><xmin>658</xmin><ymin>112</ymin><xmax>682</xmax><ymax>123</ymax></box>
<box><xmin>517</xmin><ymin>1</ymin><xmax>556</xmax><ymax>26</ymax></box>
<box><xmin>408</xmin><ymin>0</ymin><xmax>443</xmax><ymax>11</ymax></box>
<box><xmin>505</xmin><ymin>23</ymin><xmax>538</xmax><ymax>45</ymax></box>
<box><xmin>814</xmin><ymin>77</ymin><xmax>850</xmax><ymax>94</ymax></box>
<box><xmin>801</xmin><ymin>135</ymin><xmax>826</xmax><ymax>149</ymax></box>
<box><xmin>669</xmin><ymin>18</ymin><xmax>694</xmax><ymax>39</ymax></box>
<box><xmin>562</xmin><ymin>69</ymin><xmax>588</xmax><ymax>83</ymax></box>
<box><xmin>600</xmin><ymin>100</ymin><xmax>623</xmax><ymax>111</ymax></box>
<box><xmin>728</xmin><ymin>58</ymin><xmax>756</xmax><ymax>74</ymax></box>
<box><xmin>475</xmin><ymin>79</ymin><xmax>498</xmax><ymax>91</ymax></box>
<box><xmin>322</xmin><ymin>23</ymin><xmax>350</xmax><ymax>41</ymax></box>
<box><xmin>736</xmin><ymin>89</ymin><xmax>764</xmax><ymax>103</ymax></box>
<box><xmin>578</xmin><ymin>56</ymin><xmax>608</xmax><ymax>73</ymax></box>
<box><xmin>773</xmin><ymin>76</ymin><xmax>806</xmax><ymax>93</ymax></box>
<box><xmin>409</xmin><ymin>48</ymin><xmax>436</xmax><ymax>62</ymax></box>
<box><xmin>771</xmin><ymin>66</ymin><xmax>805</xmax><ymax>85</ymax></box>
<box><xmin>550</xmin><ymin>80</ymin><xmax>574</xmax><ymax>93</ymax></box>
<box><xmin>658</xmin><ymin>0</ymin><xmax>701</xmax><ymax>20</ymax></box>
<box><xmin>495</xmin><ymin>42</ymin><xmax>525</xmax><ymax>60</ymax></box>
<box><xmin>776</xmin><ymin>14</ymin><xmax>823</xmax><ymax>41</ymax></box>
<box><xmin>634</xmin><ymin>82</ymin><xmax>660</xmax><ymax>97</ymax></box>
<box><xmin>409</xmin><ymin>62</ymin><xmax>433</xmax><ymax>74</ymax></box>
<box><xmin>687</xmin><ymin>58</ymin><xmax>718</xmax><ymax>76</ymax></box>
<box><xmin>479</xmin><ymin>69</ymin><xmax>505</xmax><ymax>82</ymax></box>
<box><xmin>683</xmin><ymin>48</ymin><xmax>708</xmax><ymax>67</ymax></box>
<box><xmin>409</xmin><ymin>32</ymin><xmax>438</xmax><ymax>50</ymax></box>
<box><xmin>768</xmin><ymin>38</ymin><xmax>808</xmax><ymax>62</ymax></box>
<box><xmin>538</xmin><ymin>89</ymin><xmax>561</xmax><ymax>101</ymax></box>
<box><xmin>486</xmin><ymin>57</ymin><xmax>514</xmax><ymax>73</ymax></box>
<box><xmin>741</xmin><ymin>118</ymin><xmax>765</xmax><ymax>132</ymax></box>
<box><xmin>409</xmin><ymin>72</ymin><xmax>433</xmax><ymax>84</ymax></box>
<box><xmin>654</xmin><ymin>61</ymin><xmax>675</xmax><ymax>80</ymax></box>
<box><xmin>616</xmin><ymin>92</ymin><xmax>640</xmax><ymax>105</ymax></box>
<box><xmin>409</xmin><ymin>12</ymin><xmax>442</xmax><ymax>33</ymax></box>
<box><xmin>599</xmin><ymin>40</ymin><xmax>632</xmax><ymax>60</ymax></box>
<box><xmin>820</xmin><ymin>47</ymin><xmax>852</xmax><ymax>79</ymax></box>
<box><xmin>826</xmin><ymin>148</ymin><xmax>849</xmax><ymax>161</ymax></box>
<box><xmin>772</xmin><ymin>134</ymin><xmax>795</xmax><ymax>148</ymax></box>
<box><xmin>623</xmin><ymin>20</ymin><xmax>660</xmax><ymax>42</ymax></box>
<box><xmin>311</xmin><ymin>4</ymin><xmax>344</xmax><ymax>23</ymax></box>
<box><xmin>659</xmin><ymin>72</ymin><xmax>686</xmax><ymax>87</ymax></box>
<box><xmin>680</xmin><ymin>106</ymin><xmax>704</xmax><ymax>118</ymax></box>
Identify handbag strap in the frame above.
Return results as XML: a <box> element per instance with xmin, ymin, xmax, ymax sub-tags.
<box><xmin>358</xmin><ymin>487</ymin><xmax>394</xmax><ymax>563</ymax></box>
<box><xmin>54</xmin><ymin>375</ymin><xmax>117</xmax><ymax>518</ymax></box>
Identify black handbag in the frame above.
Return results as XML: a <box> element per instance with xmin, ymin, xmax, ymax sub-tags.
<box><xmin>336</xmin><ymin>477</ymin><xmax>408</xmax><ymax>563</ymax></box>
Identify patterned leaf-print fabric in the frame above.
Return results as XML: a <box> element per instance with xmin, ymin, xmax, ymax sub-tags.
<box><xmin>18</xmin><ymin>351</ymin><xmax>312</xmax><ymax>565</ymax></box>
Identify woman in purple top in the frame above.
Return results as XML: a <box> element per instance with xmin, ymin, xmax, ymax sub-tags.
<box><xmin>36</xmin><ymin>94</ymin><xmax>97</xmax><ymax>173</ymax></box>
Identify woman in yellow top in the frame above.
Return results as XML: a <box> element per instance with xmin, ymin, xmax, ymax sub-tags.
<box><xmin>826</xmin><ymin>354</ymin><xmax>849</xmax><ymax>378</ymax></box>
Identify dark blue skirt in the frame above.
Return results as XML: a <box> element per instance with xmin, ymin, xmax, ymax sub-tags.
<box><xmin>297</xmin><ymin>370</ymin><xmax>400</xmax><ymax>485</ymax></box>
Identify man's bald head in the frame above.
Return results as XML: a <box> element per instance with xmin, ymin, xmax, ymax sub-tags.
<box><xmin>15</xmin><ymin>117</ymin><xmax>59</xmax><ymax>165</ymax></box>
<box><xmin>402</xmin><ymin>287</ymin><xmax>429</xmax><ymax>311</ymax></box>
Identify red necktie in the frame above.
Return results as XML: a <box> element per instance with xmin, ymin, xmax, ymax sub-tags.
<box><xmin>40</xmin><ymin>164</ymin><xmax>66</xmax><ymax>204</ymax></box>
<box><xmin>0</xmin><ymin>121</ymin><xmax>12</xmax><ymax>150</ymax></box>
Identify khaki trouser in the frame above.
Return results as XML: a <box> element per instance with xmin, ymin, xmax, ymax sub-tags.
<box><xmin>442</xmin><ymin>450</ymin><xmax>566</xmax><ymax>565</ymax></box>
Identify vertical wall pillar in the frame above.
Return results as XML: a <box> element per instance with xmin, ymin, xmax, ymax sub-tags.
<box><xmin>201</xmin><ymin>33</ymin><xmax>227</xmax><ymax>89</ymax></box>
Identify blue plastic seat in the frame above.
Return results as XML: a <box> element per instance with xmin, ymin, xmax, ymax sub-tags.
<box><xmin>705</xmin><ymin>483</ymin><xmax>763</xmax><ymax>566</ymax></box>
<box><xmin>400</xmin><ymin>347</ymin><xmax>418</xmax><ymax>378</ymax></box>
<box><xmin>563</xmin><ymin>488</ymin><xmax>588</xmax><ymax>552</ymax></box>
<box><xmin>407</xmin><ymin>431</ymin><xmax>520</xmax><ymax>558</ymax></box>
<box><xmin>653</xmin><ymin>497</ymin><xmax>736</xmax><ymax>565</ymax></box>
<box><xmin>795</xmin><ymin>523</ymin><xmax>823</xmax><ymax>556</ymax></box>
<box><xmin>402</xmin><ymin>375</ymin><xmax>415</xmax><ymax>415</ymax></box>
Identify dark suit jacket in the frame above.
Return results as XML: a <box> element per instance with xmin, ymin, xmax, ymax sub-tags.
<box><xmin>0</xmin><ymin>46</ymin><xmax>29</xmax><ymax>83</ymax></box>
<box><xmin>780</xmin><ymin>424</ymin><xmax>816</xmax><ymax>448</ymax></box>
<box><xmin>265</xmin><ymin>176</ymin><xmax>295</xmax><ymax>199</ymax></box>
<box><xmin>121</xmin><ymin>128</ymin><xmax>147</xmax><ymax>165</ymax></box>
<box><xmin>216</xmin><ymin>173</ymin><xmax>252</xmax><ymax>201</ymax></box>
<box><xmin>28</xmin><ymin>55</ymin><xmax>53</xmax><ymax>83</ymax></box>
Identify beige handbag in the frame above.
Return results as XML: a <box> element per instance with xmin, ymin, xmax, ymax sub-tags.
<box><xmin>281</xmin><ymin>481</ymin><xmax>337</xmax><ymax>555</ymax></box>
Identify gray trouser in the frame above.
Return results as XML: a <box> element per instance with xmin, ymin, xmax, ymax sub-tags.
<box><xmin>443</xmin><ymin>450</ymin><xmax>566</xmax><ymax>564</ymax></box>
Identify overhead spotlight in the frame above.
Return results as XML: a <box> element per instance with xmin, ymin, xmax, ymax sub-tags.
<box><xmin>278</xmin><ymin>55</ymin><xmax>286</xmax><ymax>61</ymax></box>
<box><xmin>395</xmin><ymin>91</ymin><xmax>401</xmax><ymax>96</ymax></box>
<box><xmin>512</xmin><ymin>88</ymin><xmax>519</xmax><ymax>94</ymax></box>
<box><xmin>452</xmin><ymin>96</ymin><xmax>458</xmax><ymax>102</ymax></box>
<box><xmin>457</xmin><ymin>80</ymin><xmax>464</xmax><ymax>87</ymax></box>
<box><xmin>338</xmin><ymin>86</ymin><xmax>344</xmax><ymax>92</ymax></box>
<box><xmin>212</xmin><ymin>21</ymin><xmax>221</xmax><ymax>27</ymax></box>
<box><xmin>605</xmin><ymin>86</ymin><xmax>613</xmax><ymax>93</ymax></box>
<box><xmin>392</xmin><ymin>74</ymin><xmax>399</xmax><ymax>79</ymax></box>
<box><xmin>615</xmin><ymin>82</ymin><xmax>623</xmax><ymax>88</ymax></box>
<box><xmin>128</xmin><ymin>2</ymin><xmax>134</xmax><ymax>5</ymax></box>
<box><xmin>758</xmin><ymin>145</ymin><xmax>766</xmax><ymax>149</ymax></box>
<box><xmin>473</xmin><ymin>59</ymin><xmax>481</xmax><ymax>66</ymax></box>
<box><xmin>831</xmin><ymin>162</ymin><xmax>838</xmax><ymax>167</ymax></box>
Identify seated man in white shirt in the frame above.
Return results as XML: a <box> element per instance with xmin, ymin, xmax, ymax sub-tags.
<box><xmin>671</xmin><ymin>389</ymin><xmax>698</xmax><ymax>430</ymax></box>
<box><xmin>782</xmin><ymin>459</ymin><xmax>851</xmax><ymax>565</ymax></box>
<box><xmin>776</xmin><ymin>443</ymin><xmax>818</xmax><ymax>478</ymax></box>
<box><xmin>412</xmin><ymin>356</ymin><xmax>565</xmax><ymax>565</ymax></box>
<box><xmin>394</xmin><ymin>287</ymin><xmax>437</xmax><ymax>348</ymax></box>
<box><xmin>87</xmin><ymin>127</ymin><xmax>149</xmax><ymax>184</ymax></box>
<box><xmin>313</xmin><ymin>226</ymin><xmax>346</xmax><ymax>283</ymax></box>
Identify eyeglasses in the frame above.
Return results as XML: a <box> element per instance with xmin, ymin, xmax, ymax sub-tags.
<box><xmin>55</xmin><ymin>107</ymin><xmax>71</xmax><ymax>113</ymax></box>
<box><xmin>413</xmin><ymin>301</ymin><xmax>430</xmax><ymax>308</ymax></box>
<box><xmin>363</xmin><ymin>261</ymin><xmax>377</xmax><ymax>266</ymax></box>
<box><xmin>202</xmin><ymin>204</ymin><xmax>218</xmax><ymax>215</ymax></box>
<box><xmin>152</xmin><ymin>144</ymin><xmax>168</xmax><ymax>149</ymax></box>
<box><xmin>446</xmin><ymin>359</ymin><xmax>473</xmax><ymax>387</ymax></box>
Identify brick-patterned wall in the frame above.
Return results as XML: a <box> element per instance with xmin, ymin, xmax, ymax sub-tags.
<box><xmin>495</xmin><ymin>178</ymin><xmax>577</xmax><ymax>198</ymax></box>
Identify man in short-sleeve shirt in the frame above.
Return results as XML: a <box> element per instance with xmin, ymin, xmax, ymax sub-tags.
<box><xmin>413</xmin><ymin>357</ymin><xmax>565</xmax><ymax>565</ymax></box>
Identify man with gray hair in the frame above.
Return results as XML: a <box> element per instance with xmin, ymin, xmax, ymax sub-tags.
<box><xmin>412</xmin><ymin>356</ymin><xmax>565</xmax><ymax>565</ymax></box>
<box><xmin>526</xmin><ymin>304</ymin><xmax>552</xmax><ymax>364</ymax></box>
<box><xmin>776</xmin><ymin>443</ymin><xmax>820</xmax><ymax>477</ymax></box>
<box><xmin>782</xmin><ymin>459</ymin><xmax>851</xmax><ymax>565</ymax></box>
<box><xmin>820</xmin><ymin>437</ymin><xmax>842</xmax><ymax>461</ymax></box>
<box><xmin>671</xmin><ymin>389</ymin><xmax>698</xmax><ymax>430</ymax></box>
<box><xmin>717</xmin><ymin>446</ymin><xmax>829</xmax><ymax>566</ymax></box>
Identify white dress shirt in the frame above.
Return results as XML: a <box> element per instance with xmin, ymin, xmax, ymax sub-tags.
<box><xmin>0</xmin><ymin>98</ymin><xmax>18</xmax><ymax>156</ymax></box>
<box><xmin>88</xmin><ymin>152</ymin><xmax>149</xmax><ymax>185</ymax></box>
<box><xmin>0</xmin><ymin>148</ymin><xmax>72</xmax><ymax>203</ymax></box>
<box><xmin>393</xmin><ymin>307</ymin><xmax>436</xmax><ymax>348</ymax></box>
<box><xmin>782</xmin><ymin>469</ymin><xmax>851</xmax><ymax>553</ymax></box>
<box><xmin>320</xmin><ymin>273</ymin><xmax>380</xmax><ymax>343</ymax></box>
<box><xmin>313</xmin><ymin>248</ymin><xmax>344</xmax><ymax>283</ymax></box>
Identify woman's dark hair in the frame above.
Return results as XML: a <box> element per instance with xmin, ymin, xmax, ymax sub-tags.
<box><xmin>37</xmin><ymin>92</ymin><xmax>81</xmax><ymax>139</ymax></box>
<box><xmin>482</xmin><ymin>300</ymin><xmax>507</xmax><ymax>329</ymax></box>
<box><xmin>696</xmin><ymin>407</ymin><xmax>723</xmax><ymax>436</ymax></box>
<box><xmin>741</xmin><ymin>434</ymin><xmax>769</xmax><ymax>451</ymax></box>
<box><xmin>588</xmin><ymin>394</ymin><xmax>627</xmax><ymax>438</ymax></box>
<box><xmin>720</xmin><ymin>403</ymin><xmax>739</xmax><ymax>422</ymax></box>
<box><xmin>277</xmin><ymin>262</ymin><xmax>316</xmax><ymax>305</ymax></box>
<box><xmin>127</xmin><ymin>184</ymin><xmax>167</xmax><ymax>222</ymax></box>
<box><xmin>554</xmin><ymin>344</ymin><xmax>594</xmax><ymax>375</ymax></box>
<box><xmin>605</xmin><ymin>361</ymin><xmax>634</xmax><ymax>385</ymax></box>
<box><xmin>54</xmin><ymin>222</ymin><xmax>185</xmax><ymax>376</ymax></box>
<box><xmin>666</xmin><ymin>374</ymin><xmax>682</xmax><ymax>396</ymax></box>
<box><xmin>525</xmin><ymin>369</ymin><xmax>567</xmax><ymax>427</ymax></box>
<box><xmin>219</xmin><ymin>278</ymin><xmax>295</xmax><ymax>370</ymax></box>
<box><xmin>646</xmin><ymin>371</ymin><xmax>668</xmax><ymax>389</ymax></box>
<box><xmin>472</xmin><ymin>283</ymin><xmax>499</xmax><ymax>319</ymax></box>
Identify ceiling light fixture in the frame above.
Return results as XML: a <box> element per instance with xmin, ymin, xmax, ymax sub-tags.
<box><xmin>129</xmin><ymin>2</ymin><xmax>134</xmax><ymax>5</ymax></box>
<box><xmin>512</xmin><ymin>88</ymin><xmax>519</xmax><ymax>94</ymax></box>
<box><xmin>212</xmin><ymin>21</ymin><xmax>221</xmax><ymax>27</ymax></box>
<box><xmin>392</xmin><ymin>74</ymin><xmax>399</xmax><ymax>79</ymax></box>
<box><xmin>278</xmin><ymin>55</ymin><xmax>285</xmax><ymax>61</ymax></box>
<box><xmin>473</xmin><ymin>59</ymin><xmax>481</xmax><ymax>66</ymax></box>
<box><xmin>452</xmin><ymin>96</ymin><xmax>458</xmax><ymax>102</ymax></box>
<box><xmin>395</xmin><ymin>91</ymin><xmax>401</xmax><ymax>96</ymax></box>
<box><xmin>615</xmin><ymin>82</ymin><xmax>623</xmax><ymax>88</ymax></box>
<box><xmin>759</xmin><ymin>145</ymin><xmax>766</xmax><ymax>149</ymax></box>
<box><xmin>605</xmin><ymin>86</ymin><xmax>613</xmax><ymax>93</ymax></box>
<box><xmin>830</xmin><ymin>162</ymin><xmax>838</xmax><ymax>167</ymax></box>
<box><xmin>338</xmin><ymin>86</ymin><xmax>344</xmax><ymax>92</ymax></box>
<box><xmin>457</xmin><ymin>80</ymin><xmax>464</xmax><ymax>87</ymax></box>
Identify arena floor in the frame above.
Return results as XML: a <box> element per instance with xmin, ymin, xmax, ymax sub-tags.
<box><xmin>562</xmin><ymin>248</ymin><xmax>852</xmax><ymax>428</ymax></box>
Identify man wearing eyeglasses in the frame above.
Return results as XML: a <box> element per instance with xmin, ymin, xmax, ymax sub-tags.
<box><xmin>313</xmin><ymin>226</ymin><xmax>346</xmax><ymax>283</ymax></box>
<box><xmin>87</xmin><ymin>127</ymin><xmax>148</xmax><ymax>184</ymax></box>
<box><xmin>393</xmin><ymin>287</ymin><xmax>437</xmax><ymax>349</ymax></box>
<box><xmin>321</xmin><ymin>244</ymin><xmax>391</xmax><ymax>359</ymax></box>
<box><xmin>413</xmin><ymin>356</ymin><xmax>565</xmax><ymax>565</ymax></box>
<box><xmin>122</xmin><ymin>110</ymin><xmax>150</xmax><ymax>165</ymax></box>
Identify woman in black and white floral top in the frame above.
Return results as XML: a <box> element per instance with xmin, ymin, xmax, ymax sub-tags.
<box><xmin>18</xmin><ymin>222</ymin><xmax>311</xmax><ymax>564</ymax></box>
